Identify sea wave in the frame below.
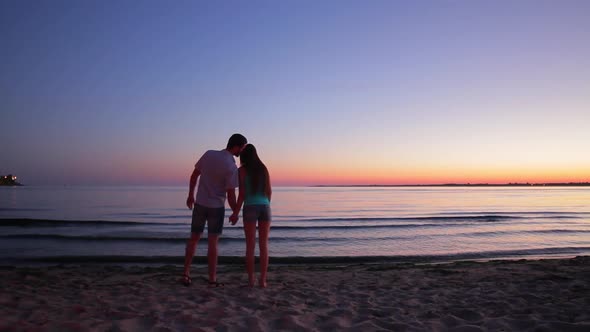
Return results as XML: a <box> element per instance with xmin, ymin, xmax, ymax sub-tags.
<box><xmin>0</xmin><ymin>218</ymin><xmax>165</xmax><ymax>227</ymax></box>
<box><xmin>2</xmin><ymin>246</ymin><xmax>588</xmax><ymax>265</ymax></box>
<box><xmin>0</xmin><ymin>208</ymin><xmax>54</xmax><ymax>212</ymax></box>
<box><xmin>1</xmin><ymin>213</ymin><xmax>585</xmax><ymax>228</ymax></box>
<box><xmin>2</xmin><ymin>229</ymin><xmax>589</xmax><ymax>243</ymax></box>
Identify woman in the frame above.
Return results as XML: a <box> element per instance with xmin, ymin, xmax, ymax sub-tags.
<box><xmin>230</xmin><ymin>144</ymin><xmax>272</xmax><ymax>288</ymax></box>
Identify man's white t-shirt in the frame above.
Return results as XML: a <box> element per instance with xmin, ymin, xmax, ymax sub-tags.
<box><xmin>194</xmin><ymin>150</ymin><xmax>238</xmax><ymax>208</ymax></box>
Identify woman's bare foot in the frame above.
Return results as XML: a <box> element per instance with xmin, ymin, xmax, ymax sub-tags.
<box><xmin>248</xmin><ymin>276</ymin><xmax>255</xmax><ymax>288</ymax></box>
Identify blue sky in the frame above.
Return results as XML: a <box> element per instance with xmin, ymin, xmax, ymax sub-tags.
<box><xmin>2</xmin><ymin>0</ymin><xmax>589</xmax><ymax>185</ymax></box>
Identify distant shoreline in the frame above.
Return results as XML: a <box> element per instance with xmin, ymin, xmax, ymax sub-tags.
<box><xmin>0</xmin><ymin>181</ymin><xmax>22</xmax><ymax>186</ymax></box>
<box><xmin>313</xmin><ymin>182</ymin><xmax>590</xmax><ymax>187</ymax></box>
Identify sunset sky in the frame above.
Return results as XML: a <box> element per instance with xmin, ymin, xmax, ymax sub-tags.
<box><xmin>2</xmin><ymin>0</ymin><xmax>589</xmax><ymax>186</ymax></box>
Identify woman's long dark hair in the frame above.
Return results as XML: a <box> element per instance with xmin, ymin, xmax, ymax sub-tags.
<box><xmin>240</xmin><ymin>144</ymin><xmax>269</xmax><ymax>196</ymax></box>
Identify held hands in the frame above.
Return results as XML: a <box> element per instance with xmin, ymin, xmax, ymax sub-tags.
<box><xmin>229</xmin><ymin>212</ymin><xmax>239</xmax><ymax>225</ymax></box>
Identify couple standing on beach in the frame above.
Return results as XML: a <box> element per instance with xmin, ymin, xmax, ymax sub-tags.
<box><xmin>182</xmin><ymin>134</ymin><xmax>272</xmax><ymax>288</ymax></box>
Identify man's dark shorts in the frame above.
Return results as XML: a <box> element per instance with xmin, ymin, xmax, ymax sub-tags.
<box><xmin>191</xmin><ymin>203</ymin><xmax>225</xmax><ymax>234</ymax></box>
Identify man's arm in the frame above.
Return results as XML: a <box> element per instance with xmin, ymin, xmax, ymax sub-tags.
<box><xmin>227</xmin><ymin>188</ymin><xmax>237</xmax><ymax>215</ymax></box>
<box><xmin>186</xmin><ymin>167</ymin><xmax>201</xmax><ymax>209</ymax></box>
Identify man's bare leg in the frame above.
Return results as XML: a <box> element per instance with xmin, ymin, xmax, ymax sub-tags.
<box><xmin>207</xmin><ymin>234</ymin><xmax>220</xmax><ymax>283</ymax></box>
<box><xmin>183</xmin><ymin>232</ymin><xmax>201</xmax><ymax>279</ymax></box>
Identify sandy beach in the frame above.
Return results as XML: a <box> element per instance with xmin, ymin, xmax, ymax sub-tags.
<box><xmin>1</xmin><ymin>256</ymin><xmax>589</xmax><ymax>331</ymax></box>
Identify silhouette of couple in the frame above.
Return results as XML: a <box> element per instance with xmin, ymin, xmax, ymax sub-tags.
<box><xmin>182</xmin><ymin>134</ymin><xmax>271</xmax><ymax>288</ymax></box>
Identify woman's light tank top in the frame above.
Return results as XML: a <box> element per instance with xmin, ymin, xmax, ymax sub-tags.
<box><xmin>244</xmin><ymin>173</ymin><xmax>270</xmax><ymax>206</ymax></box>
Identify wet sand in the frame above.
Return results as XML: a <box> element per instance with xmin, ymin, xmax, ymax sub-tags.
<box><xmin>1</xmin><ymin>256</ymin><xmax>589</xmax><ymax>331</ymax></box>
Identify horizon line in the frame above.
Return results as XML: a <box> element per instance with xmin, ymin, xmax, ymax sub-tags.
<box><xmin>4</xmin><ymin>181</ymin><xmax>590</xmax><ymax>187</ymax></box>
<box><xmin>312</xmin><ymin>182</ymin><xmax>590</xmax><ymax>187</ymax></box>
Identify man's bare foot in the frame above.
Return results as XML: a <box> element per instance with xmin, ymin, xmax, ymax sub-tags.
<box><xmin>259</xmin><ymin>279</ymin><xmax>267</xmax><ymax>288</ymax></box>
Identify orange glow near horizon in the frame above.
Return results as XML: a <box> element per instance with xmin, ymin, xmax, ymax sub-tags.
<box><xmin>98</xmin><ymin>154</ymin><xmax>589</xmax><ymax>187</ymax></box>
<box><xmin>57</xmin><ymin>163</ymin><xmax>589</xmax><ymax>187</ymax></box>
<box><xmin>268</xmin><ymin>165</ymin><xmax>590</xmax><ymax>186</ymax></box>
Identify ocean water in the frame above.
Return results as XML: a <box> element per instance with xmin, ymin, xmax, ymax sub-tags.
<box><xmin>1</xmin><ymin>185</ymin><xmax>589</xmax><ymax>264</ymax></box>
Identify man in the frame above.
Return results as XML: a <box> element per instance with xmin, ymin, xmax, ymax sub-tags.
<box><xmin>182</xmin><ymin>133</ymin><xmax>247</xmax><ymax>287</ymax></box>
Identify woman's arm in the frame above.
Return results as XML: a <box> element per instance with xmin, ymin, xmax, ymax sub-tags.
<box><xmin>232</xmin><ymin>167</ymin><xmax>247</xmax><ymax>219</ymax></box>
<box><xmin>265</xmin><ymin>168</ymin><xmax>272</xmax><ymax>202</ymax></box>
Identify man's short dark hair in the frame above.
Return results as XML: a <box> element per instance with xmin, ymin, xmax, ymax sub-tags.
<box><xmin>227</xmin><ymin>133</ymin><xmax>247</xmax><ymax>149</ymax></box>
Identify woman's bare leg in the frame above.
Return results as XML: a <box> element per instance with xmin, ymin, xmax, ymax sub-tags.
<box><xmin>258</xmin><ymin>220</ymin><xmax>271</xmax><ymax>288</ymax></box>
<box><xmin>243</xmin><ymin>222</ymin><xmax>257</xmax><ymax>287</ymax></box>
